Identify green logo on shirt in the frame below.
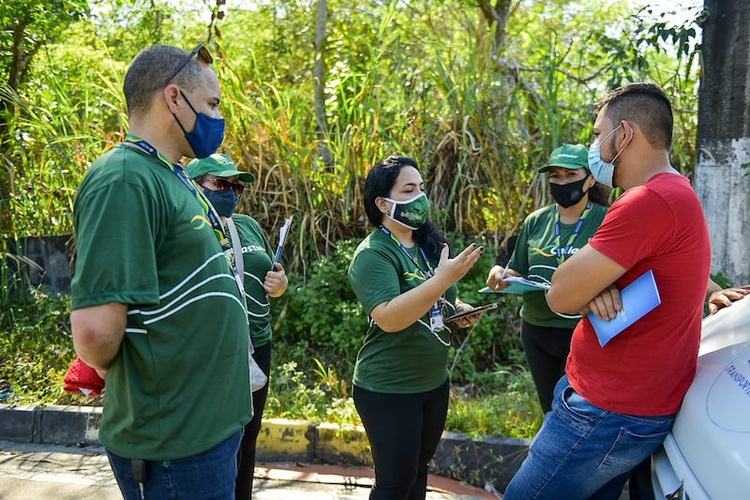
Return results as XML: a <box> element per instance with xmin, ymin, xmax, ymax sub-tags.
<box><xmin>191</xmin><ymin>214</ymin><xmax>210</xmax><ymax>230</ymax></box>
<box><xmin>530</xmin><ymin>246</ymin><xmax>555</xmax><ymax>258</ymax></box>
<box><xmin>404</xmin><ymin>268</ymin><xmax>427</xmax><ymax>283</ymax></box>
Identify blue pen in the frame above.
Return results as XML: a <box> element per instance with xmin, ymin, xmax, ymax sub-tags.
<box><xmin>273</xmin><ymin>217</ymin><xmax>292</xmax><ymax>268</ymax></box>
<box><xmin>273</xmin><ymin>246</ymin><xmax>283</xmax><ymax>264</ymax></box>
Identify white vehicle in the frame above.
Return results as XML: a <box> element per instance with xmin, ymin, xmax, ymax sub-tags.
<box><xmin>632</xmin><ymin>296</ymin><xmax>750</xmax><ymax>499</ymax></box>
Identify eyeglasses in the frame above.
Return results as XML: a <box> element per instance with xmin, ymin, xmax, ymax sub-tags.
<box><xmin>163</xmin><ymin>43</ymin><xmax>214</xmax><ymax>85</ymax></box>
<box><xmin>202</xmin><ymin>175</ymin><xmax>244</xmax><ymax>196</ymax></box>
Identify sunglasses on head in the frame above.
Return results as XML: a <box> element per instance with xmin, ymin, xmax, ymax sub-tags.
<box><xmin>164</xmin><ymin>43</ymin><xmax>214</xmax><ymax>85</ymax></box>
<box><xmin>201</xmin><ymin>175</ymin><xmax>244</xmax><ymax>196</ymax></box>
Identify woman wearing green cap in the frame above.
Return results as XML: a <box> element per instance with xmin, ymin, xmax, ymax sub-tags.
<box><xmin>485</xmin><ymin>144</ymin><xmax>610</xmax><ymax>413</ymax></box>
<box><xmin>187</xmin><ymin>153</ymin><xmax>288</xmax><ymax>499</ymax></box>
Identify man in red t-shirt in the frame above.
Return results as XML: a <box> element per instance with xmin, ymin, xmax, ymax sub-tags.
<box><xmin>504</xmin><ymin>83</ymin><xmax>712</xmax><ymax>499</ymax></box>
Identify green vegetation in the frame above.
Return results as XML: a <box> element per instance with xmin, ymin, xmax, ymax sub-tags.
<box><xmin>1</xmin><ymin>1</ymin><xmax>705</xmax><ymax>439</ymax></box>
<box><xmin>1</xmin><ymin>1</ymin><xmax>702</xmax><ymax>249</ymax></box>
<box><xmin>0</xmin><ymin>237</ymin><xmax>542</xmax><ymax>438</ymax></box>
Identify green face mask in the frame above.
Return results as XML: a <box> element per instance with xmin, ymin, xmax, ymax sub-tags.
<box><xmin>384</xmin><ymin>192</ymin><xmax>429</xmax><ymax>230</ymax></box>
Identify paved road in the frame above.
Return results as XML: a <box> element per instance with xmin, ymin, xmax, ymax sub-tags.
<box><xmin>0</xmin><ymin>441</ymin><xmax>499</xmax><ymax>500</ymax></box>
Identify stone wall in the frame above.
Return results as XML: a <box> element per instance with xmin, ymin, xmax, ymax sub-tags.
<box><xmin>5</xmin><ymin>234</ymin><xmax>74</xmax><ymax>294</ymax></box>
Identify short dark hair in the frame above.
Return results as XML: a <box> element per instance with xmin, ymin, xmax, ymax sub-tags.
<box><xmin>363</xmin><ymin>154</ymin><xmax>449</xmax><ymax>260</ymax></box>
<box><xmin>123</xmin><ymin>45</ymin><xmax>208</xmax><ymax>118</ymax></box>
<box><xmin>596</xmin><ymin>82</ymin><xmax>673</xmax><ymax>150</ymax></box>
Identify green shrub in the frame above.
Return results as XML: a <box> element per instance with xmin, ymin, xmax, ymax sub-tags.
<box><xmin>271</xmin><ymin>234</ymin><xmax>528</xmax><ymax>387</ymax></box>
<box><xmin>0</xmin><ymin>288</ymin><xmax>83</xmax><ymax>405</ymax></box>
<box><xmin>1</xmin><ymin>246</ymin><xmax>541</xmax><ymax>438</ymax></box>
<box><xmin>272</xmin><ymin>238</ymin><xmax>365</xmax><ymax>382</ymax></box>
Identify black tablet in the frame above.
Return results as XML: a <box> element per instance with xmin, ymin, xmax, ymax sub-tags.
<box><xmin>444</xmin><ymin>302</ymin><xmax>499</xmax><ymax>323</ymax></box>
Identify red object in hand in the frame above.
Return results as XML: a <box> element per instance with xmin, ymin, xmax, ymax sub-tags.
<box><xmin>63</xmin><ymin>357</ymin><xmax>105</xmax><ymax>397</ymax></box>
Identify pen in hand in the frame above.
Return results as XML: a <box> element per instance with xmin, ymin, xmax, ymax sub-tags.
<box><xmin>272</xmin><ymin>217</ymin><xmax>293</xmax><ymax>270</ymax></box>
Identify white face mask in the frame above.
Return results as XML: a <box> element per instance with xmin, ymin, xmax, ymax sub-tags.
<box><xmin>587</xmin><ymin>125</ymin><xmax>626</xmax><ymax>188</ymax></box>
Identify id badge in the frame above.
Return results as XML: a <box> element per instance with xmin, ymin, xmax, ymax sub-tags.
<box><xmin>429</xmin><ymin>304</ymin><xmax>445</xmax><ymax>333</ymax></box>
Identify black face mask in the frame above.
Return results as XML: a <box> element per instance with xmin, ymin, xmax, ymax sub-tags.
<box><xmin>203</xmin><ymin>187</ymin><xmax>238</xmax><ymax>217</ymax></box>
<box><xmin>549</xmin><ymin>175</ymin><xmax>590</xmax><ymax>208</ymax></box>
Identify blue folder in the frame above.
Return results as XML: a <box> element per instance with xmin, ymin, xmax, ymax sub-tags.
<box><xmin>588</xmin><ymin>270</ymin><xmax>662</xmax><ymax>347</ymax></box>
<box><xmin>479</xmin><ymin>277</ymin><xmax>550</xmax><ymax>295</ymax></box>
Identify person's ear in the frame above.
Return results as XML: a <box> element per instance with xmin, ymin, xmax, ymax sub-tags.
<box><xmin>619</xmin><ymin>120</ymin><xmax>636</xmax><ymax>147</ymax></box>
<box><xmin>163</xmin><ymin>84</ymin><xmax>181</xmax><ymax>113</ymax></box>
<box><xmin>375</xmin><ymin>196</ymin><xmax>390</xmax><ymax>215</ymax></box>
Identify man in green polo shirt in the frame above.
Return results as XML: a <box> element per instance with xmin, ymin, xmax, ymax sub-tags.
<box><xmin>70</xmin><ymin>44</ymin><xmax>251</xmax><ymax>498</ymax></box>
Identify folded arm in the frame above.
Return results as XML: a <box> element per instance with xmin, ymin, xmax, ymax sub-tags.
<box><xmin>70</xmin><ymin>302</ymin><xmax>128</xmax><ymax>375</ymax></box>
<box><xmin>546</xmin><ymin>244</ymin><xmax>626</xmax><ymax>316</ymax></box>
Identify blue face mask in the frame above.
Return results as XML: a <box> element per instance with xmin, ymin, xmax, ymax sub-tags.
<box><xmin>173</xmin><ymin>90</ymin><xmax>225</xmax><ymax>159</ymax></box>
<box><xmin>203</xmin><ymin>187</ymin><xmax>238</xmax><ymax>218</ymax></box>
<box><xmin>588</xmin><ymin>125</ymin><xmax>625</xmax><ymax>188</ymax></box>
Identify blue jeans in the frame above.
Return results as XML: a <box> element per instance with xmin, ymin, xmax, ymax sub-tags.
<box><xmin>106</xmin><ymin>430</ymin><xmax>243</xmax><ymax>500</ymax></box>
<box><xmin>504</xmin><ymin>375</ymin><xmax>674</xmax><ymax>500</ymax></box>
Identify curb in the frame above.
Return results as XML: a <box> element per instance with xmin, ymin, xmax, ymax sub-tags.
<box><xmin>0</xmin><ymin>403</ymin><xmax>529</xmax><ymax>492</ymax></box>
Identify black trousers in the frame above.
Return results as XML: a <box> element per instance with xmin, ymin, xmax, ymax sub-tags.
<box><xmin>235</xmin><ymin>341</ymin><xmax>272</xmax><ymax>500</ymax></box>
<box><xmin>353</xmin><ymin>378</ymin><xmax>449</xmax><ymax>500</ymax></box>
<box><xmin>520</xmin><ymin>320</ymin><xmax>575</xmax><ymax>413</ymax></box>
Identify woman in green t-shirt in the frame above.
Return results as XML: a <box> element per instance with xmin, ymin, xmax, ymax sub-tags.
<box><xmin>485</xmin><ymin>144</ymin><xmax>610</xmax><ymax>413</ymax></box>
<box><xmin>348</xmin><ymin>154</ymin><xmax>483</xmax><ymax>499</ymax></box>
<box><xmin>187</xmin><ymin>153</ymin><xmax>288</xmax><ymax>500</ymax></box>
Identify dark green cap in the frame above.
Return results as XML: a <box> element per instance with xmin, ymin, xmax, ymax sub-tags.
<box><xmin>538</xmin><ymin>144</ymin><xmax>588</xmax><ymax>173</ymax></box>
<box><xmin>186</xmin><ymin>153</ymin><xmax>255</xmax><ymax>182</ymax></box>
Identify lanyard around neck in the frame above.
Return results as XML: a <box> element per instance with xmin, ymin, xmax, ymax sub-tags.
<box><xmin>380</xmin><ymin>226</ymin><xmax>434</xmax><ymax>278</ymax></box>
<box><xmin>123</xmin><ymin>134</ymin><xmax>245</xmax><ymax>298</ymax></box>
<box><xmin>553</xmin><ymin>201</ymin><xmax>592</xmax><ymax>264</ymax></box>
<box><xmin>124</xmin><ymin>134</ymin><xmax>231</xmax><ymax>252</ymax></box>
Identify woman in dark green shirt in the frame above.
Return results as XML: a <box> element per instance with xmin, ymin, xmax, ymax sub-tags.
<box><xmin>348</xmin><ymin>155</ymin><xmax>483</xmax><ymax>499</ymax></box>
<box><xmin>188</xmin><ymin>153</ymin><xmax>288</xmax><ymax>500</ymax></box>
<box><xmin>486</xmin><ymin>144</ymin><xmax>610</xmax><ymax>413</ymax></box>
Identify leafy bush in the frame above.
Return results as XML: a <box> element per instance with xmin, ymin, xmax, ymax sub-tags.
<box><xmin>0</xmin><ymin>237</ymin><xmax>541</xmax><ymax>438</ymax></box>
<box><xmin>0</xmin><ymin>288</ymin><xmax>82</xmax><ymax>405</ymax></box>
<box><xmin>272</xmin><ymin>237</ymin><xmax>365</xmax><ymax>382</ymax></box>
<box><xmin>271</xmin><ymin>234</ymin><xmax>528</xmax><ymax>387</ymax></box>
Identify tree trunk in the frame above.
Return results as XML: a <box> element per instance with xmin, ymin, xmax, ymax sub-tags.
<box><xmin>1</xmin><ymin>23</ymin><xmax>32</xmax><ymax>245</ymax></box>
<box><xmin>694</xmin><ymin>0</ymin><xmax>750</xmax><ymax>285</ymax></box>
<box><xmin>314</xmin><ymin>0</ymin><xmax>332</xmax><ymax>168</ymax></box>
<box><xmin>477</xmin><ymin>0</ymin><xmax>513</xmax><ymax>57</ymax></box>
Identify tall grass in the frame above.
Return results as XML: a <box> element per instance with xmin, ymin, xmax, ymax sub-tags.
<box><xmin>3</xmin><ymin>74</ymin><xmax>124</xmax><ymax>239</ymax></box>
<box><xmin>1</xmin><ymin>1</ymin><xmax>699</xmax><ymax>270</ymax></box>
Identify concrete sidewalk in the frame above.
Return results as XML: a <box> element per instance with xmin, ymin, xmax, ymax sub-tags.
<box><xmin>1</xmin><ymin>404</ymin><xmax>529</xmax><ymax>495</ymax></box>
<box><xmin>0</xmin><ymin>441</ymin><xmax>500</xmax><ymax>499</ymax></box>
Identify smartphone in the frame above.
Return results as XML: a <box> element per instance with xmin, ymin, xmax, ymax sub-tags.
<box><xmin>444</xmin><ymin>302</ymin><xmax>499</xmax><ymax>323</ymax></box>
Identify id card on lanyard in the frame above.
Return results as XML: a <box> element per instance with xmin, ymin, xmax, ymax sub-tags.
<box><xmin>380</xmin><ymin>227</ymin><xmax>446</xmax><ymax>334</ymax></box>
<box><xmin>429</xmin><ymin>305</ymin><xmax>445</xmax><ymax>333</ymax></box>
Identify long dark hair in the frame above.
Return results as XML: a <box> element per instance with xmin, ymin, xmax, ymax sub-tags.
<box><xmin>586</xmin><ymin>173</ymin><xmax>612</xmax><ymax>207</ymax></box>
<box><xmin>364</xmin><ymin>155</ymin><xmax>449</xmax><ymax>260</ymax></box>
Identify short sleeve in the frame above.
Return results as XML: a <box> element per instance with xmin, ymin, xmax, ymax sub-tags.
<box><xmin>348</xmin><ymin>246</ymin><xmax>402</xmax><ymax>315</ymax></box>
<box><xmin>71</xmin><ymin>179</ymin><xmax>160</xmax><ymax>309</ymax></box>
